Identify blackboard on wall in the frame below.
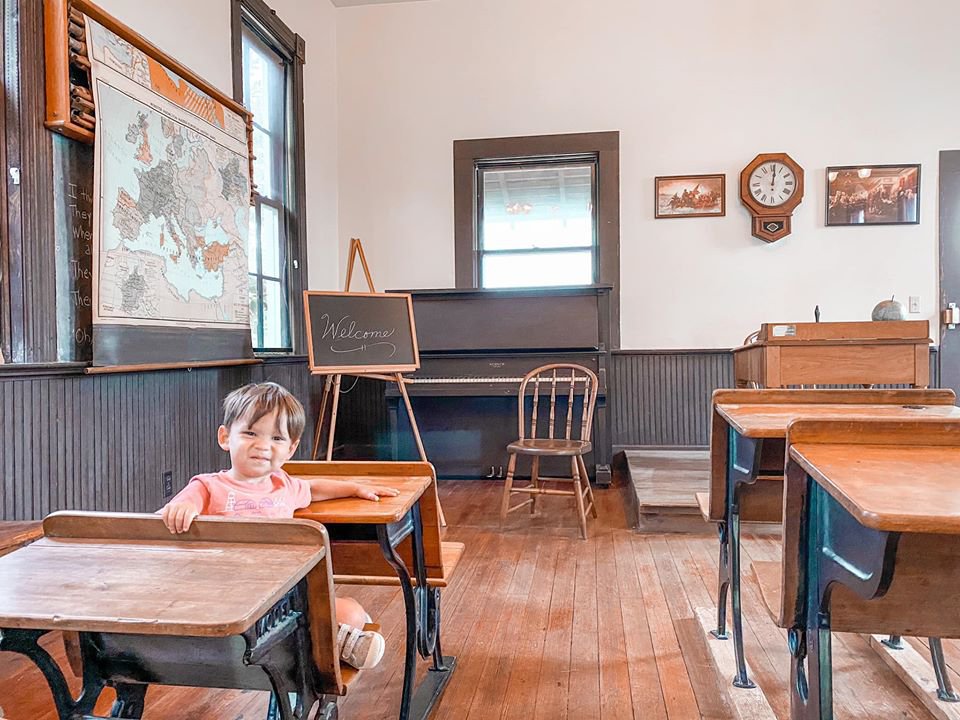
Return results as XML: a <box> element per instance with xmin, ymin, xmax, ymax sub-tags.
<box><xmin>53</xmin><ymin>135</ymin><xmax>94</xmax><ymax>362</ymax></box>
<box><xmin>304</xmin><ymin>291</ymin><xmax>419</xmax><ymax>373</ymax></box>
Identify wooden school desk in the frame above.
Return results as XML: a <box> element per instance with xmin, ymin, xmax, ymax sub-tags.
<box><xmin>0</xmin><ymin>521</ymin><xmax>42</xmax><ymax>557</ymax></box>
<box><xmin>732</xmin><ymin>320</ymin><xmax>931</xmax><ymax>388</ymax></box>
<box><xmin>0</xmin><ymin>512</ymin><xmax>351</xmax><ymax>720</ymax></box>
<box><xmin>290</xmin><ymin>461</ymin><xmax>461</xmax><ymax>720</ymax></box>
<box><xmin>758</xmin><ymin>419</ymin><xmax>960</xmax><ymax>720</ymax></box>
<box><xmin>702</xmin><ymin>388</ymin><xmax>960</xmax><ymax>690</ymax></box>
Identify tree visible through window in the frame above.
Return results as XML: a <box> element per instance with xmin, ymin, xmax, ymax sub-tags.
<box><xmin>241</xmin><ymin>21</ymin><xmax>290</xmax><ymax>350</ymax></box>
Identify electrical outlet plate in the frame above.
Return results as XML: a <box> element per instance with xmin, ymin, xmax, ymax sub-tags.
<box><xmin>909</xmin><ymin>296</ymin><xmax>921</xmax><ymax>313</ymax></box>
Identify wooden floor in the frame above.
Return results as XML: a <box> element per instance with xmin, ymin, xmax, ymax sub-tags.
<box><xmin>1</xmin><ymin>480</ymin><xmax>956</xmax><ymax>719</ymax></box>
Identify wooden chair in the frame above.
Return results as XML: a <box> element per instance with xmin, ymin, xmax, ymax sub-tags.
<box><xmin>500</xmin><ymin>363</ymin><xmax>599</xmax><ymax>539</ymax></box>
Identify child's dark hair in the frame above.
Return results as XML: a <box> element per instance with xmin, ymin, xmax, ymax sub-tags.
<box><xmin>222</xmin><ymin>382</ymin><xmax>306</xmax><ymax>441</ymax></box>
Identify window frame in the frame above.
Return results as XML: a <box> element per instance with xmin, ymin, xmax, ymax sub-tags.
<box><xmin>230</xmin><ymin>0</ymin><xmax>308</xmax><ymax>355</ymax></box>
<box><xmin>454</xmin><ymin>131</ymin><xmax>620</xmax><ymax>347</ymax></box>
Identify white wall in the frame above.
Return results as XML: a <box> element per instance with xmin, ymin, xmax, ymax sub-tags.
<box><xmin>335</xmin><ymin>0</ymin><xmax>959</xmax><ymax>348</ymax></box>
<box><xmin>96</xmin><ymin>0</ymin><xmax>341</xmax><ymax>291</ymax></box>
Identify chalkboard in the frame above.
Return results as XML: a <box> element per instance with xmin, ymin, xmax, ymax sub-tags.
<box><xmin>304</xmin><ymin>291</ymin><xmax>420</xmax><ymax>373</ymax></box>
<box><xmin>53</xmin><ymin>135</ymin><xmax>94</xmax><ymax>362</ymax></box>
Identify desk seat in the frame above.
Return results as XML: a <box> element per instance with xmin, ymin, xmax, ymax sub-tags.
<box><xmin>335</xmin><ymin>541</ymin><xmax>465</xmax><ymax>587</ymax></box>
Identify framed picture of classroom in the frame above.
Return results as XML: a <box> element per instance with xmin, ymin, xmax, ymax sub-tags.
<box><xmin>655</xmin><ymin>173</ymin><xmax>725</xmax><ymax>219</ymax></box>
<box><xmin>825</xmin><ymin>164</ymin><xmax>920</xmax><ymax>226</ymax></box>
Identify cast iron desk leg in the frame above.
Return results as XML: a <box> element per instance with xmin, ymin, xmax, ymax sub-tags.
<box><xmin>0</xmin><ymin>628</ymin><xmax>108</xmax><ymax>719</ymax></box>
<box><xmin>790</xmin><ymin>479</ymin><xmax>900</xmax><ymax>720</ymax></box>
<box><xmin>376</xmin><ymin>502</ymin><xmax>456</xmax><ymax>720</ymax></box>
<box><xmin>717</xmin><ymin>427</ymin><xmax>762</xmax><ymax>689</ymax></box>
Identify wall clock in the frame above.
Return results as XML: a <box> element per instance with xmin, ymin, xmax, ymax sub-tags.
<box><xmin>739</xmin><ymin>153</ymin><xmax>804</xmax><ymax>242</ymax></box>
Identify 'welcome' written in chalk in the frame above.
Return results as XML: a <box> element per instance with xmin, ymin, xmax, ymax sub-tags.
<box><xmin>320</xmin><ymin>313</ymin><xmax>397</xmax><ymax>356</ymax></box>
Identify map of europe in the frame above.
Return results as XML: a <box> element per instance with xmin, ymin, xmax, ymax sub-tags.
<box><xmin>88</xmin><ymin>19</ymin><xmax>251</xmax><ymax>328</ymax></box>
<box><xmin>87</xmin><ymin>19</ymin><xmax>247</xmax><ymax>144</ymax></box>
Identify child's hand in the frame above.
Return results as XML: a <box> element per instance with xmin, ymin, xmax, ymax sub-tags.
<box><xmin>353</xmin><ymin>484</ymin><xmax>400</xmax><ymax>502</ymax></box>
<box><xmin>161</xmin><ymin>501</ymin><xmax>200</xmax><ymax>533</ymax></box>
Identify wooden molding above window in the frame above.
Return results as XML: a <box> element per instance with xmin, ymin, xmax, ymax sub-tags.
<box><xmin>453</xmin><ymin>131</ymin><xmax>620</xmax><ymax>348</ymax></box>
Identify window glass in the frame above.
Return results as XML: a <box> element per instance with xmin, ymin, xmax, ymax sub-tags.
<box><xmin>261</xmin><ymin>278</ymin><xmax>284</xmax><ymax>348</ymax></box>
<box><xmin>260</xmin><ymin>204</ymin><xmax>281</xmax><ymax>278</ymax></box>
<box><xmin>241</xmin><ymin>20</ymin><xmax>291</xmax><ymax>351</ymax></box>
<box><xmin>478</xmin><ymin>160</ymin><xmax>597</xmax><ymax>288</ymax></box>
<box><xmin>481</xmin><ymin>251</ymin><xmax>593</xmax><ymax>289</ymax></box>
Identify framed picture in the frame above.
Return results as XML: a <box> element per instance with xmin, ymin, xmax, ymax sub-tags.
<box><xmin>825</xmin><ymin>164</ymin><xmax>920</xmax><ymax>226</ymax></box>
<box><xmin>655</xmin><ymin>174</ymin><xmax>725</xmax><ymax>218</ymax></box>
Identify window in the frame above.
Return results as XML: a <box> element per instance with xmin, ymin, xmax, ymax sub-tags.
<box><xmin>454</xmin><ymin>132</ymin><xmax>621</xmax><ymax>346</ymax></box>
<box><xmin>478</xmin><ymin>157</ymin><xmax>597</xmax><ymax>288</ymax></box>
<box><xmin>232</xmin><ymin>0</ymin><xmax>308</xmax><ymax>353</ymax></box>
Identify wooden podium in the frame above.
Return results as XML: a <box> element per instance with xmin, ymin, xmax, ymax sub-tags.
<box><xmin>732</xmin><ymin>320</ymin><xmax>931</xmax><ymax>388</ymax></box>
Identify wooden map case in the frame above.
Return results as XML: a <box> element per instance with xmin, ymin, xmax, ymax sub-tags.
<box><xmin>43</xmin><ymin>0</ymin><xmax>255</xmax><ymax>189</ymax></box>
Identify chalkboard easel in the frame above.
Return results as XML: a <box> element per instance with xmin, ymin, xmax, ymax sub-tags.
<box><xmin>307</xmin><ymin>240</ymin><xmax>433</xmax><ymax>488</ymax></box>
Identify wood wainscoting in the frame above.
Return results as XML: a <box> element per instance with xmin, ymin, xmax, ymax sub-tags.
<box><xmin>609</xmin><ymin>348</ymin><xmax>941</xmax><ymax>449</ymax></box>
<box><xmin>0</xmin><ymin>359</ymin><xmax>328</xmax><ymax>520</ymax></box>
<box><xmin>0</xmin><ymin>348</ymin><xmax>940</xmax><ymax>520</ymax></box>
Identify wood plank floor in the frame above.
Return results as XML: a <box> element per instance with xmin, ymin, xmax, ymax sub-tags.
<box><xmin>0</xmin><ymin>480</ymin><xmax>952</xmax><ymax>719</ymax></box>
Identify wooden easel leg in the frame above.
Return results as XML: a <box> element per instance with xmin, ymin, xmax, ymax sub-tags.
<box><xmin>395</xmin><ymin>373</ymin><xmax>446</xmax><ymax>527</ymax></box>
<box><xmin>311</xmin><ymin>375</ymin><xmax>334</xmax><ymax>461</ymax></box>
<box><xmin>325</xmin><ymin>375</ymin><xmax>343</xmax><ymax>461</ymax></box>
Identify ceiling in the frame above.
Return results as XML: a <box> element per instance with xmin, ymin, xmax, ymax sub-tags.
<box><xmin>331</xmin><ymin>0</ymin><xmax>429</xmax><ymax>7</ymax></box>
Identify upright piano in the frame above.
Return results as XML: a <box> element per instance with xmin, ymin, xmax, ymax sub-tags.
<box><xmin>386</xmin><ymin>286</ymin><xmax>613</xmax><ymax>485</ymax></box>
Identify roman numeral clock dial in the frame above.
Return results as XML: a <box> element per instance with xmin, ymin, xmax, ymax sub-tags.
<box><xmin>739</xmin><ymin>153</ymin><xmax>804</xmax><ymax>242</ymax></box>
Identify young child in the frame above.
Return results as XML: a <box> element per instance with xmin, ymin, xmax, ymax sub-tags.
<box><xmin>159</xmin><ymin>381</ymin><xmax>399</xmax><ymax>670</ymax></box>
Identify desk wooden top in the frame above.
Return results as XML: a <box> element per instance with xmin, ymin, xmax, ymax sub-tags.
<box><xmin>789</xmin><ymin>442</ymin><xmax>960</xmax><ymax>534</ymax></box>
<box><xmin>295</xmin><ymin>475</ymin><xmax>431</xmax><ymax>525</ymax></box>
<box><xmin>716</xmin><ymin>403</ymin><xmax>960</xmax><ymax>438</ymax></box>
<box><xmin>0</xmin><ymin>513</ymin><xmax>327</xmax><ymax>636</ymax></box>
<box><xmin>0</xmin><ymin>521</ymin><xmax>42</xmax><ymax>552</ymax></box>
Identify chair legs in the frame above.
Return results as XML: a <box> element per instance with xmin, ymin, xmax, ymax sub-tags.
<box><xmin>571</xmin><ymin>457</ymin><xmax>589</xmax><ymax>540</ymax></box>
<box><xmin>577</xmin><ymin>455</ymin><xmax>598</xmax><ymax>518</ymax></box>
<box><xmin>499</xmin><ymin>453</ymin><xmax>518</xmax><ymax>524</ymax></box>
<box><xmin>501</xmin><ymin>452</ymin><xmax>596</xmax><ymax>539</ymax></box>
<box><xmin>529</xmin><ymin>457</ymin><xmax>540</xmax><ymax>514</ymax></box>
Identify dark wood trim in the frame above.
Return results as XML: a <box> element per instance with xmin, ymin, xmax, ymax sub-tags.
<box><xmin>231</xmin><ymin>0</ymin><xmax>309</xmax><ymax>355</ymax></box>
<box><xmin>453</xmin><ymin>131</ymin><xmax>620</xmax><ymax>348</ymax></box>
<box><xmin>2</xmin><ymin>0</ymin><xmax>24</xmax><ymax>363</ymax></box>
<box><xmin>288</xmin><ymin>33</ymin><xmax>308</xmax><ymax>354</ymax></box>
<box><xmin>611</xmin><ymin>348</ymin><xmax>733</xmax><ymax>355</ymax></box>
<box><xmin>0</xmin><ymin>0</ymin><xmax>11</xmax><ymax>362</ymax></box>
<box><xmin>18</xmin><ymin>0</ymin><xmax>57</xmax><ymax>363</ymax></box>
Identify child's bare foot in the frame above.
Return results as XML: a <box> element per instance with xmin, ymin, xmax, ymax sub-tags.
<box><xmin>337</xmin><ymin>624</ymin><xmax>385</xmax><ymax>669</ymax></box>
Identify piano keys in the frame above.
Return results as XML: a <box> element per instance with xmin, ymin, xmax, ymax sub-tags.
<box><xmin>386</xmin><ymin>286</ymin><xmax>613</xmax><ymax>485</ymax></box>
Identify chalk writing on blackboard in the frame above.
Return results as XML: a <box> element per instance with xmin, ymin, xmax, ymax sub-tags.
<box><xmin>304</xmin><ymin>291</ymin><xmax>419</xmax><ymax>373</ymax></box>
<box><xmin>54</xmin><ymin>136</ymin><xmax>94</xmax><ymax>361</ymax></box>
<box><xmin>320</xmin><ymin>313</ymin><xmax>398</xmax><ymax>356</ymax></box>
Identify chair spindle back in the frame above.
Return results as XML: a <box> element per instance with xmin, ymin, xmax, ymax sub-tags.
<box><xmin>517</xmin><ymin>363</ymin><xmax>599</xmax><ymax>442</ymax></box>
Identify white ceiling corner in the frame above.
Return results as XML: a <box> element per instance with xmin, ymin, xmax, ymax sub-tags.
<box><xmin>331</xmin><ymin>0</ymin><xmax>431</xmax><ymax>7</ymax></box>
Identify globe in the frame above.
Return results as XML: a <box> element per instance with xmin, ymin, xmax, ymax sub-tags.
<box><xmin>871</xmin><ymin>296</ymin><xmax>906</xmax><ymax>321</ymax></box>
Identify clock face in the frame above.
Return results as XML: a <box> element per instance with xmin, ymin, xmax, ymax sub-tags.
<box><xmin>747</xmin><ymin>161</ymin><xmax>797</xmax><ymax>207</ymax></box>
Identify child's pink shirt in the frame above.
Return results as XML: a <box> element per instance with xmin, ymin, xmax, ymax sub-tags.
<box><xmin>169</xmin><ymin>470</ymin><xmax>312</xmax><ymax>519</ymax></box>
